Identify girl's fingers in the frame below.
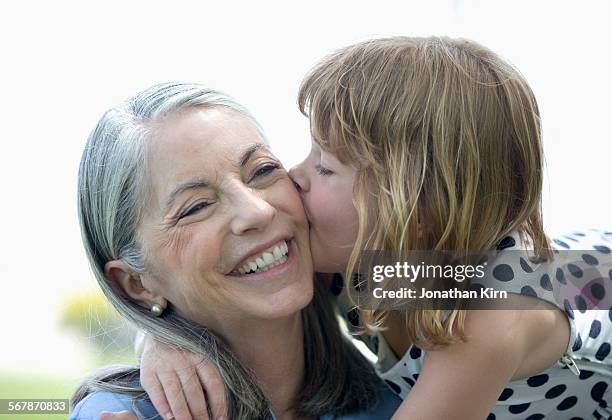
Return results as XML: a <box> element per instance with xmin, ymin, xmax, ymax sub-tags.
<box><xmin>158</xmin><ymin>372</ymin><xmax>193</xmax><ymax>420</ymax></box>
<box><xmin>195</xmin><ymin>360</ymin><xmax>227</xmax><ymax>420</ymax></box>
<box><xmin>141</xmin><ymin>369</ymin><xmax>174</xmax><ymax>420</ymax></box>
<box><xmin>99</xmin><ymin>411</ymin><xmax>138</xmax><ymax>420</ymax></box>
<box><xmin>177</xmin><ymin>364</ymin><xmax>210</xmax><ymax>420</ymax></box>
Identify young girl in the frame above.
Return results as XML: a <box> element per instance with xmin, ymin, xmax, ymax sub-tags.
<box><xmin>128</xmin><ymin>37</ymin><xmax>611</xmax><ymax>419</ymax></box>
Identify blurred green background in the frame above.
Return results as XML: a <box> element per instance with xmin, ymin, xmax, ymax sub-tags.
<box><xmin>0</xmin><ymin>288</ymin><xmax>138</xmax><ymax>419</ymax></box>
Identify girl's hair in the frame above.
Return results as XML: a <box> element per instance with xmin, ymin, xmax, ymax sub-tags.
<box><xmin>298</xmin><ymin>36</ymin><xmax>552</xmax><ymax>348</ymax></box>
<box><xmin>74</xmin><ymin>82</ymin><xmax>380</xmax><ymax>418</ymax></box>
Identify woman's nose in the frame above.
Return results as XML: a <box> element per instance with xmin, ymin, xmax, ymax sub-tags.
<box><xmin>289</xmin><ymin>163</ymin><xmax>309</xmax><ymax>193</ymax></box>
<box><xmin>230</xmin><ymin>186</ymin><xmax>277</xmax><ymax>235</ymax></box>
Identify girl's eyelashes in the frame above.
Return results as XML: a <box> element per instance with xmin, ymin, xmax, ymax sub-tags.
<box><xmin>315</xmin><ymin>164</ymin><xmax>334</xmax><ymax>176</ymax></box>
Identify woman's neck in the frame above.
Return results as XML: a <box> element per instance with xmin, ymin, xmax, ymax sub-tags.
<box><xmin>220</xmin><ymin>313</ymin><xmax>307</xmax><ymax>419</ymax></box>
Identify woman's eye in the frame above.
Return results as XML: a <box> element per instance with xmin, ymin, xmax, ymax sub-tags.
<box><xmin>251</xmin><ymin>163</ymin><xmax>280</xmax><ymax>180</ymax></box>
<box><xmin>315</xmin><ymin>164</ymin><xmax>334</xmax><ymax>176</ymax></box>
<box><xmin>180</xmin><ymin>202</ymin><xmax>212</xmax><ymax>219</ymax></box>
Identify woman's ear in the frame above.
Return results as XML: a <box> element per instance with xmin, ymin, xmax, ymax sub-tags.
<box><xmin>104</xmin><ymin>260</ymin><xmax>167</xmax><ymax>312</ymax></box>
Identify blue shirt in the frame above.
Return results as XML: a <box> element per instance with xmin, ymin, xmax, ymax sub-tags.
<box><xmin>69</xmin><ymin>384</ymin><xmax>401</xmax><ymax>419</ymax></box>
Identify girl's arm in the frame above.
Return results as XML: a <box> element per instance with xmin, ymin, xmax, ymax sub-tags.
<box><xmin>392</xmin><ymin>300</ymin><xmax>570</xmax><ymax>419</ymax></box>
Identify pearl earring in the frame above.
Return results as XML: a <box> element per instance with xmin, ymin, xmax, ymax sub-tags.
<box><xmin>150</xmin><ymin>303</ymin><xmax>164</xmax><ymax>317</ymax></box>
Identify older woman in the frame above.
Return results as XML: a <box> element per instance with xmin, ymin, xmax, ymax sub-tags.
<box><xmin>70</xmin><ymin>82</ymin><xmax>400</xmax><ymax>419</ymax></box>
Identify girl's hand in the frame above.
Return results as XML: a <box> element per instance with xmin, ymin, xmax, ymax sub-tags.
<box><xmin>99</xmin><ymin>411</ymin><xmax>137</xmax><ymax>420</ymax></box>
<box><xmin>140</xmin><ymin>336</ymin><xmax>227</xmax><ymax>420</ymax></box>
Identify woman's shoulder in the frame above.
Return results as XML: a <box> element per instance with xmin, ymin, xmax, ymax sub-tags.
<box><xmin>320</xmin><ymin>384</ymin><xmax>402</xmax><ymax>420</ymax></box>
<box><xmin>69</xmin><ymin>390</ymin><xmax>160</xmax><ymax>420</ymax></box>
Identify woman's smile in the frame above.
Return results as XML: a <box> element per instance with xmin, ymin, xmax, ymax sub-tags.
<box><xmin>228</xmin><ymin>238</ymin><xmax>297</xmax><ymax>281</ymax></box>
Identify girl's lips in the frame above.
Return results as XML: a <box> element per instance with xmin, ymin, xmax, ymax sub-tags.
<box><xmin>227</xmin><ymin>239</ymin><xmax>296</xmax><ymax>281</ymax></box>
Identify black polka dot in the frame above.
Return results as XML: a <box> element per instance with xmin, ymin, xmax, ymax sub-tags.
<box><xmin>569</xmin><ymin>417</ymin><xmax>585</xmax><ymax>420</ymax></box>
<box><xmin>568</xmin><ymin>263</ymin><xmax>583</xmax><ymax>278</ymax></box>
<box><xmin>589</xmin><ymin>320</ymin><xmax>602</xmax><ymax>339</ymax></box>
<box><xmin>564</xmin><ymin>299</ymin><xmax>574</xmax><ymax>319</ymax></box>
<box><xmin>595</xmin><ymin>342</ymin><xmax>611</xmax><ymax>361</ymax></box>
<box><xmin>525</xmin><ymin>415</ymin><xmax>545</xmax><ymax>420</ymax></box>
<box><xmin>573</xmin><ymin>232</ymin><xmax>586</xmax><ymax>237</ymax></box>
<box><xmin>593</xmin><ymin>409</ymin><xmax>603</xmax><ymax>419</ymax></box>
<box><xmin>470</xmin><ymin>282</ymin><xmax>485</xmax><ymax>293</ymax></box>
<box><xmin>508</xmin><ymin>403</ymin><xmax>530</xmax><ymax>414</ymax></box>
<box><xmin>498</xmin><ymin>388</ymin><xmax>514</xmax><ymax>401</ymax></box>
<box><xmin>401</xmin><ymin>376</ymin><xmax>415</xmax><ymax>387</ymax></box>
<box><xmin>527</xmin><ymin>374</ymin><xmax>549</xmax><ymax>387</ymax></box>
<box><xmin>591</xmin><ymin>381</ymin><xmax>608</xmax><ymax>403</ymax></box>
<box><xmin>384</xmin><ymin>379</ymin><xmax>401</xmax><ymax>394</ymax></box>
<box><xmin>556</xmin><ymin>268</ymin><xmax>567</xmax><ymax>285</ymax></box>
<box><xmin>572</xmin><ymin>334</ymin><xmax>583</xmax><ymax>352</ymax></box>
<box><xmin>591</xmin><ymin>282</ymin><xmax>605</xmax><ymax>300</ymax></box>
<box><xmin>609</xmin><ymin>268</ymin><xmax>612</xmax><ymax>280</ymax></box>
<box><xmin>497</xmin><ymin>236</ymin><xmax>516</xmax><ymax>250</ymax></box>
<box><xmin>564</xmin><ymin>235</ymin><xmax>579</xmax><ymax>242</ymax></box>
<box><xmin>582</xmin><ymin>253</ymin><xmax>599</xmax><ymax>265</ymax></box>
<box><xmin>486</xmin><ymin>414</ymin><xmax>495</xmax><ymax>420</ymax></box>
<box><xmin>347</xmin><ymin>308</ymin><xmax>360</xmax><ymax>327</ymax></box>
<box><xmin>557</xmin><ymin>396</ymin><xmax>578</xmax><ymax>410</ymax></box>
<box><xmin>493</xmin><ymin>264</ymin><xmax>514</xmax><ymax>282</ymax></box>
<box><xmin>540</xmin><ymin>274</ymin><xmax>553</xmax><ymax>291</ymax></box>
<box><xmin>413</xmin><ymin>373</ymin><xmax>419</xmax><ymax>380</ymax></box>
<box><xmin>594</xmin><ymin>244</ymin><xmax>611</xmax><ymax>254</ymax></box>
<box><xmin>520</xmin><ymin>257</ymin><xmax>534</xmax><ymax>273</ymax></box>
<box><xmin>521</xmin><ymin>285</ymin><xmax>537</xmax><ymax>297</ymax></box>
<box><xmin>575</xmin><ymin>295</ymin><xmax>587</xmax><ymax>312</ymax></box>
<box><xmin>579</xmin><ymin>370</ymin><xmax>595</xmax><ymax>380</ymax></box>
<box><xmin>609</xmin><ymin>309</ymin><xmax>612</xmax><ymax>322</ymax></box>
<box><xmin>546</xmin><ymin>384</ymin><xmax>567</xmax><ymax>399</ymax></box>
<box><xmin>554</xmin><ymin>239</ymin><xmax>570</xmax><ymax>249</ymax></box>
<box><xmin>409</xmin><ymin>346</ymin><xmax>422</xmax><ymax>359</ymax></box>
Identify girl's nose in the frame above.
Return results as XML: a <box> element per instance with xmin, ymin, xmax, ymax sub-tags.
<box><xmin>289</xmin><ymin>163</ymin><xmax>309</xmax><ymax>193</ymax></box>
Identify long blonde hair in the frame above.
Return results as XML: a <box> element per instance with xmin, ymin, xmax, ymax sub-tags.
<box><xmin>298</xmin><ymin>36</ymin><xmax>552</xmax><ymax>348</ymax></box>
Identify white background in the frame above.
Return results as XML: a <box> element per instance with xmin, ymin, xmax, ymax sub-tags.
<box><xmin>0</xmin><ymin>0</ymin><xmax>610</xmax><ymax>376</ymax></box>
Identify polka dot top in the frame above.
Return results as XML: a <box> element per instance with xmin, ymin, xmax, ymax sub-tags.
<box><xmin>342</xmin><ymin>229</ymin><xmax>612</xmax><ymax>419</ymax></box>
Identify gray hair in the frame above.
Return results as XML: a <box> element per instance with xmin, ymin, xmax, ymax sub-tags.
<box><xmin>74</xmin><ymin>82</ymin><xmax>381</xmax><ymax>419</ymax></box>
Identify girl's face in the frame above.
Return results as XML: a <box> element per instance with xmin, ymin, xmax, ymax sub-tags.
<box><xmin>289</xmin><ymin>141</ymin><xmax>359</xmax><ymax>273</ymax></box>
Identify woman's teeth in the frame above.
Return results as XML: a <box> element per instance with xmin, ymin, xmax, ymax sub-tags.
<box><xmin>234</xmin><ymin>240</ymin><xmax>289</xmax><ymax>275</ymax></box>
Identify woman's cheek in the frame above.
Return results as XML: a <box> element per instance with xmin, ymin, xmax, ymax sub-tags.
<box><xmin>308</xmin><ymin>180</ymin><xmax>359</xmax><ymax>272</ymax></box>
<box><xmin>288</xmin><ymin>182</ymin><xmax>310</xmax><ymax>227</ymax></box>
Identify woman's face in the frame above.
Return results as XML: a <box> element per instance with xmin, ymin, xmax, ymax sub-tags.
<box><xmin>289</xmin><ymin>141</ymin><xmax>359</xmax><ymax>273</ymax></box>
<box><xmin>138</xmin><ymin>107</ymin><xmax>313</xmax><ymax>329</ymax></box>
